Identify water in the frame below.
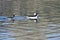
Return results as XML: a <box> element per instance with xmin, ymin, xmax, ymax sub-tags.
<box><xmin>0</xmin><ymin>17</ymin><xmax>60</xmax><ymax>40</ymax></box>
<box><xmin>0</xmin><ymin>20</ymin><xmax>42</xmax><ymax>40</ymax></box>
<box><xmin>0</xmin><ymin>0</ymin><xmax>60</xmax><ymax>40</ymax></box>
<box><xmin>45</xmin><ymin>22</ymin><xmax>60</xmax><ymax>40</ymax></box>
<box><xmin>0</xmin><ymin>14</ymin><xmax>43</xmax><ymax>40</ymax></box>
<box><xmin>0</xmin><ymin>25</ymin><xmax>16</xmax><ymax>40</ymax></box>
<box><xmin>0</xmin><ymin>18</ymin><xmax>60</xmax><ymax>40</ymax></box>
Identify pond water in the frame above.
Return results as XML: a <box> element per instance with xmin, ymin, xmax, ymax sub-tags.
<box><xmin>0</xmin><ymin>25</ymin><xmax>16</xmax><ymax>40</ymax></box>
<box><xmin>0</xmin><ymin>20</ymin><xmax>41</xmax><ymax>40</ymax></box>
<box><xmin>45</xmin><ymin>23</ymin><xmax>60</xmax><ymax>40</ymax></box>
<box><xmin>0</xmin><ymin>16</ymin><xmax>60</xmax><ymax>40</ymax></box>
